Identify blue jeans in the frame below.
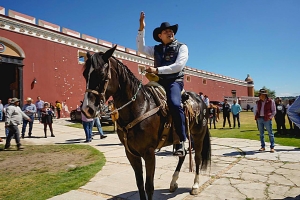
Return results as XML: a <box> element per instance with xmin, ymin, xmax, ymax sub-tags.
<box><xmin>0</xmin><ymin>110</ymin><xmax>3</xmax><ymax>121</ymax></box>
<box><xmin>92</xmin><ymin>117</ymin><xmax>104</xmax><ymax>136</ymax></box>
<box><xmin>161</xmin><ymin>81</ymin><xmax>186</xmax><ymax>142</ymax></box>
<box><xmin>257</xmin><ymin>117</ymin><xmax>275</xmax><ymax>149</ymax></box>
<box><xmin>37</xmin><ymin>109</ymin><xmax>42</xmax><ymax>121</ymax></box>
<box><xmin>209</xmin><ymin>116</ymin><xmax>216</xmax><ymax>129</ymax></box>
<box><xmin>233</xmin><ymin>113</ymin><xmax>240</xmax><ymax>128</ymax></box>
<box><xmin>5</xmin><ymin>128</ymin><xmax>9</xmax><ymax>138</ymax></box>
<box><xmin>21</xmin><ymin>115</ymin><xmax>34</xmax><ymax>136</ymax></box>
<box><xmin>82</xmin><ymin>121</ymin><xmax>93</xmax><ymax>142</ymax></box>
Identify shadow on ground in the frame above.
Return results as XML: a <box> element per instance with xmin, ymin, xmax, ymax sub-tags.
<box><xmin>107</xmin><ymin>187</ymin><xmax>192</xmax><ymax>200</ymax></box>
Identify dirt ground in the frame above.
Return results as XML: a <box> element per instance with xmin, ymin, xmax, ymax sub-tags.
<box><xmin>0</xmin><ymin>146</ymin><xmax>96</xmax><ymax>175</ymax></box>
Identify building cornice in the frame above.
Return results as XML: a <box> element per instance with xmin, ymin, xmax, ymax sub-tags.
<box><xmin>0</xmin><ymin>14</ymin><xmax>248</xmax><ymax>86</ymax></box>
<box><xmin>0</xmin><ymin>15</ymin><xmax>154</xmax><ymax>66</ymax></box>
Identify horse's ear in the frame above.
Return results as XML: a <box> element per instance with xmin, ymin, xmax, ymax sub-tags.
<box><xmin>87</xmin><ymin>52</ymin><xmax>91</xmax><ymax>59</ymax></box>
<box><xmin>102</xmin><ymin>45</ymin><xmax>117</xmax><ymax>62</ymax></box>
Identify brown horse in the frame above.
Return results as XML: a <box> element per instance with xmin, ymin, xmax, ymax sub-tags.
<box><xmin>81</xmin><ymin>46</ymin><xmax>211</xmax><ymax>200</ymax></box>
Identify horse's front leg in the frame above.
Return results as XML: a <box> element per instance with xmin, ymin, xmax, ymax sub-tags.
<box><xmin>125</xmin><ymin>151</ymin><xmax>146</xmax><ymax>200</ymax></box>
<box><xmin>144</xmin><ymin>147</ymin><xmax>156</xmax><ymax>200</ymax></box>
<box><xmin>169</xmin><ymin>155</ymin><xmax>186</xmax><ymax>192</ymax></box>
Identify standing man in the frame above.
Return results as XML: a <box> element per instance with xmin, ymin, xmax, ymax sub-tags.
<box><xmin>208</xmin><ymin>103</ymin><xmax>217</xmax><ymax>129</ymax></box>
<box><xmin>222</xmin><ymin>99</ymin><xmax>232</xmax><ymax>129</ymax></box>
<box><xmin>199</xmin><ymin>92</ymin><xmax>204</xmax><ymax>101</ymax></box>
<box><xmin>21</xmin><ymin>97</ymin><xmax>37</xmax><ymax>138</ymax></box>
<box><xmin>92</xmin><ymin>115</ymin><xmax>107</xmax><ymax>139</ymax></box>
<box><xmin>274</xmin><ymin>97</ymin><xmax>287</xmax><ymax>135</ymax></box>
<box><xmin>204</xmin><ymin>95</ymin><xmax>210</xmax><ymax>107</ymax></box>
<box><xmin>4</xmin><ymin>98</ymin><xmax>31</xmax><ymax>150</ymax></box>
<box><xmin>231</xmin><ymin>100</ymin><xmax>242</xmax><ymax>128</ymax></box>
<box><xmin>137</xmin><ymin>12</ymin><xmax>188</xmax><ymax>156</ymax></box>
<box><xmin>3</xmin><ymin>98</ymin><xmax>12</xmax><ymax>137</ymax></box>
<box><xmin>35</xmin><ymin>96</ymin><xmax>44</xmax><ymax>122</ymax></box>
<box><xmin>0</xmin><ymin>100</ymin><xmax>3</xmax><ymax>121</ymax></box>
<box><xmin>255</xmin><ymin>89</ymin><xmax>276</xmax><ymax>152</ymax></box>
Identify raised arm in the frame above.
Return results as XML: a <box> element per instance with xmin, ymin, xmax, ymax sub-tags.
<box><xmin>136</xmin><ymin>11</ymin><xmax>154</xmax><ymax>57</ymax></box>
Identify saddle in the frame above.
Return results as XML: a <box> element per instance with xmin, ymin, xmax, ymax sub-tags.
<box><xmin>146</xmin><ymin>81</ymin><xmax>201</xmax><ymax>150</ymax></box>
<box><xmin>113</xmin><ymin>74</ymin><xmax>202</xmax><ymax>157</ymax></box>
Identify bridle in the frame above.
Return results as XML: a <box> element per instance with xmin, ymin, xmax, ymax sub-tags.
<box><xmin>84</xmin><ymin>56</ymin><xmax>142</xmax><ymax>115</ymax></box>
<box><xmin>85</xmin><ymin>59</ymin><xmax>111</xmax><ymax>105</ymax></box>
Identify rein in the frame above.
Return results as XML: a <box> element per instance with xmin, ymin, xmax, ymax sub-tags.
<box><xmin>106</xmin><ymin>81</ymin><xmax>142</xmax><ymax>115</ymax></box>
<box><xmin>85</xmin><ymin>58</ymin><xmax>143</xmax><ymax>115</ymax></box>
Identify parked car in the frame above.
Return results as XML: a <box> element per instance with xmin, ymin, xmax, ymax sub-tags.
<box><xmin>209</xmin><ymin>101</ymin><xmax>223</xmax><ymax>112</ymax></box>
<box><xmin>70</xmin><ymin>105</ymin><xmax>114</xmax><ymax>126</ymax></box>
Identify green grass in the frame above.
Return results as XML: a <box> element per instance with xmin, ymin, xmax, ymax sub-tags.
<box><xmin>67</xmin><ymin>122</ymin><xmax>116</xmax><ymax>132</ymax></box>
<box><xmin>209</xmin><ymin>111</ymin><xmax>300</xmax><ymax>148</ymax></box>
<box><xmin>68</xmin><ymin>112</ymin><xmax>299</xmax><ymax>147</ymax></box>
<box><xmin>0</xmin><ymin>145</ymin><xmax>105</xmax><ymax>200</ymax></box>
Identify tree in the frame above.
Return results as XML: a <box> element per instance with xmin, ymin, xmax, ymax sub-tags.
<box><xmin>254</xmin><ymin>86</ymin><xmax>276</xmax><ymax>99</ymax></box>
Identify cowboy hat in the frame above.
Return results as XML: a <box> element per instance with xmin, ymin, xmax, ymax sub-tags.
<box><xmin>153</xmin><ymin>22</ymin><xmax>178</xmax><ymax>42</ymax></box>
<box><xmin>11</xmin><ymin>98</ymin><xmax>20</xmax><ymax>103</ymax></box>
<box><xmin>25</xmin><ymin>97</ymin><xmax>33</xmax><ymax>101</ymax></box>
<box><xmin>258</xmin><ymin>88</ymin><xmax>268</xmax><ymax>95</ymax></box>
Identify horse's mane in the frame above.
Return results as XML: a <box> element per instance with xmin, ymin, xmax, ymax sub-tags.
<box><xmin>111</xmin><ymin>56</ymin><xmax>149</xmax><ymax>100</ymax></box>
<box><xmin>83</xmin><ymin>52</ymin><xmax>148</xmax><ymax>100</ymax></box>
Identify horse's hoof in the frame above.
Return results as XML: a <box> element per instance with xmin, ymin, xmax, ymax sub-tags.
<box><xmin>169</xmin><ymin>183</ymin><xmax>178</xmax><ymax>192</ymax></box>
<box><xmin>190</xmin><ymin>187</ymin><xmax>199</xmax><ymax>195</ymax></box>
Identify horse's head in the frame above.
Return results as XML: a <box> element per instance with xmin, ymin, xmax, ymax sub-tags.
<box><xmin>81</xmin><ymin>45</ymin><xmax>117</xmax><ymax>118</ymax></box>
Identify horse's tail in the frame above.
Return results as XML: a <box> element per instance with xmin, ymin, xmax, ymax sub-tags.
<box><xmin>200</xmin><ymin>127</ymin><xmax>211</xmax><ymax>170</ymax></box>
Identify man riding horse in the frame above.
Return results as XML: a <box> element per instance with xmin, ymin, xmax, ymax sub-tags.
<box><xmin>137</xmin><ymin>12</ymin><xmax>189</xmax><ymax>156</ymax></box>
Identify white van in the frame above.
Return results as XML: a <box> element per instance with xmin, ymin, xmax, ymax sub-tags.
<box><xmin>239</xmin><ymin>96</ymin><xmax>259</xmax><ymax>111</ymax></box>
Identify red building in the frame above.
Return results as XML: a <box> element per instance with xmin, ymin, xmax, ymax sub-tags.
<box><xmin>0</xmin><ymin>7</ymin><xmax>253</xmax><ymax>117</ymax></box>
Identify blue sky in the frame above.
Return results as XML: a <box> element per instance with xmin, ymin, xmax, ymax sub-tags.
<box><xmin>2</xmin><ymin>0</ymin><xmax>299</xmax><ymax>96</ymax></box>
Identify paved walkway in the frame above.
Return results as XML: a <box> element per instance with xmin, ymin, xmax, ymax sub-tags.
<box><xmin>1</xmin><ymin>119</ymin><xmax>300</xmax><ymax>200</ymax></box>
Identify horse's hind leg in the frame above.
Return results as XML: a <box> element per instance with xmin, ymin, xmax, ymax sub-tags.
<box><xmin>126</xmin><ymin>151</ymin><xmax>146</xmax><ymax>200</ymax></box>
<box><xmin>169</xmin><ymin>155</ymin><xmax>186</xmax><ymax>192</ymax></box>
<box><xmin>191</xmin><ymin>127</ymin><xmax>211</xmax><ymax>195</ymax></box>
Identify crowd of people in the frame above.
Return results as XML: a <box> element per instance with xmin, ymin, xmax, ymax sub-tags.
<box><xmin>0</xmin><ymin>96</ymin><xmax>64</xmax><ymax>149</ymax></box>
<box><xmin>0</xmin><ymin>96</ymin><xmax>108</xmax><ymax>149</ymax></box>
<box><xmin>199</xmin><ymin>88</ymin><xmax>300</xmax><ymax>153</ymax></box>
<box><xmin>1</xmin><ymin>88</ymin><xmax>299</xmax><ymax>152</ymax></box>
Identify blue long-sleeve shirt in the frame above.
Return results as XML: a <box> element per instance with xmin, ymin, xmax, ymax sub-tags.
<box><xmin>22</xmin><ymin>103</ymin><xmax>37</xmax><ymax>117</ymax></box>
<box><xmin>35</xmin><ymin>100</ymin><xmax>44</xmax><ymax>109</ymax></box>
<box><xmin>231</xmin><ymin>103</ymin><xmax>242</xmax><ymax>115</ymax></box>
<box><xmin>287</xmin><ymin>96</ymin><xmax>300</xmax><ymax>128</ymax></box>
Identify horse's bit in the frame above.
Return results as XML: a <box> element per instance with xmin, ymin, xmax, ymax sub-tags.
<box><xmin>85</xmin><ymin>57</ymin><xmax>111</xmax><ymax>105</ymax></box>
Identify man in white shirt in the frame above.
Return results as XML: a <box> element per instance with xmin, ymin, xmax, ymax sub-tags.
<box><xmin>204</xmin><ymin>95</ymin><xmax>210</xmax><ymax>107</ymax></box>
<box><xmin>137</xmin><ymin>12</ymin><xmax>188</xmax><ymax>156</ymax></box>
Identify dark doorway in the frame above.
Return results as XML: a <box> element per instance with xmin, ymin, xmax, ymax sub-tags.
<box><xmin>0</xmin><ymin>62</ymin><xmax>18</xmax><ymax>105</ymax></box>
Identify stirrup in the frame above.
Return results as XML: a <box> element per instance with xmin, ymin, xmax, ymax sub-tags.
<box><xmin>173</xmin><ymin>142</ymin><xmax>186</xmax><ymax>157</ymax></box>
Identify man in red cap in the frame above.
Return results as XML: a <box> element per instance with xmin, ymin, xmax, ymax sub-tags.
<box><xmin>137</xmin><ymin>12</ymin><xmax>189</xmax><ymax>156</ymax></box>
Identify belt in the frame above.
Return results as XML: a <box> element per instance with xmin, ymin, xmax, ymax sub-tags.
<box><xmin>259</xmin><ymin>116</ymin><xmax>264</xmax><ymax>118</ymax></box>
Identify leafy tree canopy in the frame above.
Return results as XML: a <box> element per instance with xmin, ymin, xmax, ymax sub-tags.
<box><xmin>254</xmin><ymin>86</ymin><xmax>276</xmax><ymax>99</ymax></box>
